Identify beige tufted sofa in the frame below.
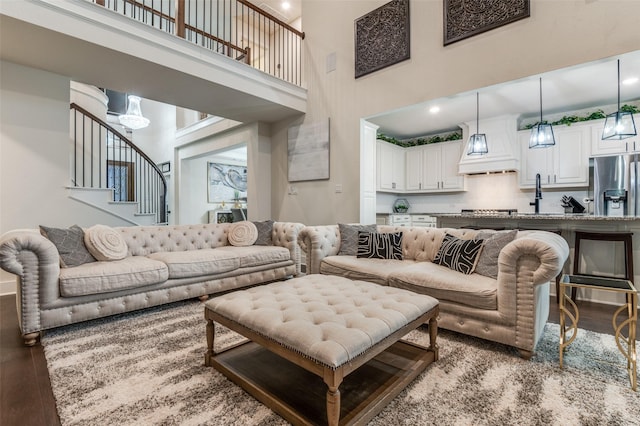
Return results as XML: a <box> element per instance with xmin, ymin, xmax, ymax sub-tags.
<box><xmin>298</xmin><ymin>225</ymin><xmax>569</xmax><ymax>358</ymax></box>
<box><xmin>0</xmin><ymin>222</ymin><xmax>304</xmax><ymax>345</ymax></box>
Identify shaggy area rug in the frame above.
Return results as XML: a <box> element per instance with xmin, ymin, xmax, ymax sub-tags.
<box><xmin>42</xmin><ymin>300</ymin><xmax>639</xmax><ymax>425</ymax></box>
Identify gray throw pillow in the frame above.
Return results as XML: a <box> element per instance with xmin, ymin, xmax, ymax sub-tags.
<box><xmin>252</xmin><ymin>220</ymin><xmax>274</xmax><ymax>246</ymax></box>
<box><xmin>338</xmin><ymin>223</ymin><xmax>377</xmax><ymax>255</ymax></box>
<box><xmin>39</xmin><ymin>225</ymin><xmax>97</xmax><ymax>268</ymax></box>
<box><xmin>475</xmin><ymin>230</ymin><xmax>518</xmax><ymax>279</ymax></box>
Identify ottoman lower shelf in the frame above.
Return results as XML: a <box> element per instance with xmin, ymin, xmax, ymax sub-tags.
<box><xmin>208</xmin><ymin>337</ymin><xmax>435</xmax><ymax>426</ymax></box>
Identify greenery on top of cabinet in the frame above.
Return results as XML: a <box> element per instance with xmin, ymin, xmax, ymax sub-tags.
<box><xmin>522</xmin><ymin>104</ymin><xmax>640</xmax><ymax>130</ymax></box>
<box><xmin>377</xmin><ymin>131</ymin><xmax>463</xmax><ymax>147</ymax></box>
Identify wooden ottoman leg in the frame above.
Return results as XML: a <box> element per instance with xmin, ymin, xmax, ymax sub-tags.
<box><xmin>326</xmin><ymin>386</ymin><xmax>340</xmax><ymax>426</ymax></box>
<box><xmin>205</xmin><ymin>318</ymin><xmax>215</xmax><ymax>366</ymax></box>
<box><xmin>428</xmin><ymin>316</ymin><xmax>439</xmax><ymax>361</ymax></box>
<box><xmin>324</xmin><ymin>369</ymin><xmax>343</xmax><ymax>426</ymax></box>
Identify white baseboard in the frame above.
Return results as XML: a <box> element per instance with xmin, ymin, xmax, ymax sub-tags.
<box><xmin>0</xmin><ymin>279</ymin><xmax>16</xmax><ymax>296</ymax></box>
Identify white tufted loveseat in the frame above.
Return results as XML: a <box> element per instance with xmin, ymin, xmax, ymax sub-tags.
<box><xmin>298</xmin><ymin>225</ymin><xmax>569</xmax><ymax>358</ymax></box>
<box><xmin>0</xmin><ymin>222</ymin><xmax>304</xmax><ymax>345</ymax></box>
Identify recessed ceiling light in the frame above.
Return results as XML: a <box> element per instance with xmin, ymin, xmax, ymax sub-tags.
<box><xmin>429</xmin><ymin>106</ymin><xmax>440</xmax><ymax>114</ymax></box>
<box><xmin>282</xmin><ymin>1</ymin><xmax>291</xmax><ymax>10</ymax></box>
<box><xmin>622</xmin><ymin>77</ymin><xmax>639</xmax><ymax>85</ymax></box>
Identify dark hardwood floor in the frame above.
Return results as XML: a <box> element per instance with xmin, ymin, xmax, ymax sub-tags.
<box><xmin>1</xmin><ymin>296</ymin><xmax>60</xmax><ymax>426</ymax></box>
<box><xmin>0</xmin><ymin>294</ymin><xmax>620</xmax><ymax>426</ymax></box>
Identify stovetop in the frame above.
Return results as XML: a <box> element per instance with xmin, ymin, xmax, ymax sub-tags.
<box><xmin>461</xmin><ymin>209</ymin><xmax>518</xmax><ymax>216</ymax></box>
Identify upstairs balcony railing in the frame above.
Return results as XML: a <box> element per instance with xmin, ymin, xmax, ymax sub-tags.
<box><xmin>92</xmin><ymin>0</ymin><xmax>304</xmax><ymax>86</ymax></box>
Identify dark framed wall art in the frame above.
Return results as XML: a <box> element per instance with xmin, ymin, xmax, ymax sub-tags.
<box><xmin>443</xmin><ymin>0</ymin><xmax>530</xmax><ymax>46</ymax></box>
<box><xmin>354</xmin><ymin>0</ymin><xmax>410</xmax><ymax>78</ymax></box>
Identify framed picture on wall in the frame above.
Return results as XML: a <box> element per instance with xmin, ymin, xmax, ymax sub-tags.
<box><xmin>207</xmin><ymin>162</ymin><xmax>247</xmax><ymax>203</ymax></box>
<box><xmin>158</xmin><ymin>161</ymin><xmax>170</xmax><ymax>173</ymax></box>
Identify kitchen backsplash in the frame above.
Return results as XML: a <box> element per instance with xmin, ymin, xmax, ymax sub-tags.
<box><xmin>376</xmin><ymin>173</ymin><xmax>590</xmax><ymax>215</ymax></box>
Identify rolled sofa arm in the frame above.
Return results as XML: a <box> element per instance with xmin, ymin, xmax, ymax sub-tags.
<box><xmin>272</xmin><ymin>222</ymin><xmax>305</xmax><ymax>276</ymax></box>
<box><xmin>499</xmin><ymin>231</ymin><xmax>569</xmax><ymax>285</ymax></box>
<box><xmin>496</xmin><ymin>230</ymin><xmax>569</xmax><ymax>355</ymax></box>
<box><xmin>0</xmin><ymin>229</ymin><xmax>62</xmax><ymax>338</ymax></box>
<box><xmin>298</xmin><ymin>225</ymin><xmax>340</xmax><ymax>274</ymax></box>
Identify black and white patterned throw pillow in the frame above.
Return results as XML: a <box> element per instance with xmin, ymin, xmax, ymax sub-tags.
<box><xmin>434</xmin><ymin>233</ymin><xmax>484</xmax><ymax>275</ymax></box>
<box><xmin>356</xmin><ymin>231</ymin><xmax>403</xmax><ymax>260</ymax></box>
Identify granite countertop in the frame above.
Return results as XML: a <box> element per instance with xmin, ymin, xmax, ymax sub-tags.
<box><xmin>428</xmin><ymin>213</ymin><xmax>639</xmax><ymax>221</ymax></box>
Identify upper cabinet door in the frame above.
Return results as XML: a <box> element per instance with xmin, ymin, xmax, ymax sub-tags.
<box><xmin>376</xmin><ymin>141</ymin><xmax>405</xmax><ymax>192</ymax></box>
<box><xmin>421</xmin><ymin>144</ymin><xmax>442</xmax><ymax>191</ymax></box>
<box><xmin>518</xmin><ymin>123</ymin><xmax>590</xmax><ymax>188</ymax></box>
<box><xmin>441</xmin><ymin>141</ymin><xmax>464</xmax><ymax>190</ymax></box>
<box><xmin>519</xmin><ymin>131</ymin><xmax>551</xmax><ymax>187</ymax></box>
<box><xmin>405</xmin><ymin>146</ymin><xmax>423</xmax><ymax>191</ymax></box>
<box><xmin>391</xmin><ymin>145</ymin><xmax>405</xmax><ymax>191</ymax></box>
<box><xmin>590</xmin><ymin>115</ymin><xmax>639</xmax><ymax>156</ymax></box>
<box><xmin>377</xmin><ymin>141</ymin><xmax>394</xmax><ymax>190</ymax></box>
<box><xmin>553</xmin><ymin>126</ymin><xmax>590</xmax><ymax>185</ymax></box>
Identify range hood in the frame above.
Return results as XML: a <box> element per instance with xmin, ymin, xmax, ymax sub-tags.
<box><xmin>458</xmin><ymin>114</ymin><xmax>520</xmax><ymax>174</ymax></box>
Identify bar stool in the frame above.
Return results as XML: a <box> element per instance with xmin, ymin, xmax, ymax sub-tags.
<box><xmin>571</xmin><ymin>231</ymin><xmax>634</xmax><ymax>301</ymax></box>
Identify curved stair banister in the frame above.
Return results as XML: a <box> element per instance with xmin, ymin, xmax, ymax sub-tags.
<box><xmin>70</xmin><ymin>103</ymin><xmax>167</xmax><ymax>224</ymax></box>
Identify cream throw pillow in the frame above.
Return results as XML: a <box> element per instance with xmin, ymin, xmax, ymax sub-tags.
<box><xmin>228</xmin><ymin>221</ymin><xmax>258</xmax><ymax>246</ymax></box>
<box><xmin>84</xmin><ymin>225</ymin><xmax>128</xmax><ymax>261</ymax></box>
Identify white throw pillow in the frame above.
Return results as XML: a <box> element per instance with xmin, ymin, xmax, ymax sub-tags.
<box><xmin>228</xmin><ymin>221</ymin><xmax>258</xmax><ymax>247</ymax></box>
<box><xmin>84</xmin><ymin>225</ymin><xmax>128</xmax><ymax>261</ymax></box>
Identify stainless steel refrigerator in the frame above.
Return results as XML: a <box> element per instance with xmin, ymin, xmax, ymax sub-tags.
<box><xmin>590</xmin><ymin>154</ymin><xmax>638</xmax><ymax>217</ymax></box>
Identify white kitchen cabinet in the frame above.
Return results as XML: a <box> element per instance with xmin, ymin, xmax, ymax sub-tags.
<box><xmin>377</xmin><ymin>140</ymin><xmax>405</xmax><ymax>191</ymax></box>
<box><xmin>404</xmin><ymin>146</ymin><xmax>423</xmax><ymax>191</ymax></box>
<box><xmin>519</xmin><ymin>123</ymin><xmax>590</xmax><ymax>188</ymax></box>
<box><xmin>411</xmin><ymin>214</ymin><xmax>437</xmax><ymax>228</ymax></box>
<box><xmin>405</xmin><ymin>141</ymin><xmax>465</xmax><ymax>192</ymax></box>
<box><xmin>590</xmin><ymin>114</ymin><xmax>640</xmax><ymax>156</ymax></box>
<box><xmin>387</xmin><ymin>214</ymin><xmax>411</xmax><ymax>226</ymax></box>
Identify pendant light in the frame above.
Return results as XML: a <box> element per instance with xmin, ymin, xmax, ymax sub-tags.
<box><xmin>602</xmin><ymin>59</ymin><xmax>637</xmax><ymax>140</ymax></box>
<box><xmin>529</xmin><ymin>78</ymin><xmax>555</xmax><ymax>148</ymax></box>
<box><xmin>119</xmin><ymin>95</ymin><xmax>150</xmax><ymax>130</ymax></box>
<box><xmin>467</xmin><ymin>92</ymin><xmax>488</xmax><ymax>155</ymax></box>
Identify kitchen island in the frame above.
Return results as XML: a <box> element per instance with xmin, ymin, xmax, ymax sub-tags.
<box><xmin>429</xmin><ymin>212</ymin><xmax>640</xmax><ymax>306</ymax></box>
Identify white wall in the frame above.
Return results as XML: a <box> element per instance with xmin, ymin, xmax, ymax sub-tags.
<box><xmin>0</xmin><ymin>61</ymin><xmax>136</xmax><ymax>294</ymax></box>
<box><xmin>179</xmin><ymin>149</ymin><xmax>247</xmax><ymax>224</ymax></box>
<box><xmin>175</xmin><ymin>121</ymin><xmax>271</xmax><ymax>224</ymax></box>
<box><xmin>271</xmin><ymin>0</ymin><xmax>640</xmax><ymax>226</ymax></box>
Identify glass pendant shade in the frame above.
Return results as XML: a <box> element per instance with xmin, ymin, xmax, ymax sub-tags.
<box><xmin>529</xmin><ymin>77</ymin><xmax>556</xmax><ymax>148</ymax></box>
<box><xmin>119</xmin><ymin>95</ymin><xmax>150</xmax><ymax>130</ymax></box>
<box><xmin>602</xmin><ymin>60</ymin><xmax>637</xmax><ymax>140</ymax></box>
<box><xmin>467</xmin><ymin>133</ymin><xmax>488</xmax><ymax>155</ymax></box>
<box><xmin>529</xmin><ymin>123</ymin><xmax>556</xmax><ymax>148</ymax></box>
<box><xmin>602</xmin><ymin>111</ymin><xmax>637</xmax><ymax>140</ymax></box>
<box><xmin>467</xmin><ymin>92</ymin><xmax>488</xmax><ymax>155</ymax></box>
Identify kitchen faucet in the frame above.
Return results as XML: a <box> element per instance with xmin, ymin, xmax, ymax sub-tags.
<box><xmin>530</xmin><ymin>173</ymin><xmax>542</xmax><ymax>214</ymax></box>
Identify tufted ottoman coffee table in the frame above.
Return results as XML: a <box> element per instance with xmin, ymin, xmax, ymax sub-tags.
<box><xmin>204</xmin><ymin>274</ymin><xmax>439</xmax><ymax>426</ymax></box>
